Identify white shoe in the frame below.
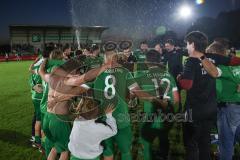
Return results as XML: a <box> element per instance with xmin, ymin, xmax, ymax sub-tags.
<box><xmin>29</xmin><ymin>136</ymin><xmax>35</xmax><ymax>142</ymax></box>
<box><xmin>32</xmin><ymin>141</ymin><xmax>41</xmax><ymax>148</ymax></box>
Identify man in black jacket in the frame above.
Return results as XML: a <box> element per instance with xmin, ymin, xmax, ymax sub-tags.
<box><xmin>163</xmin><ymin>39</ymin><xmax>187</xmax><ymax>80</ymax></box>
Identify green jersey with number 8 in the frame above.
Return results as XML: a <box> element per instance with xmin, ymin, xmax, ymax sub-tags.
<box><xmin>92</xmin><ymin>67</ymin><xmax>137</xmax><ymax>129</ymax></box>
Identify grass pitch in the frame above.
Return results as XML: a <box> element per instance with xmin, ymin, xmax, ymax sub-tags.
<box><xmin>0</xmin><ymin>61</ymin><xmax>42</xmax><ymax>160</ymax></box>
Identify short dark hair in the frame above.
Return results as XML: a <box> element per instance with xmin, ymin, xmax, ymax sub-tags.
<box><xmin>91</xmin><ymin>44</ymin><xmax>99</xmax><ymax>52</ymax></box>
<box><xmin>146</xmin><ymin>49</ymin><xmax>160</xmax><ymax>63</ymax></box>
<box><xmin>165</xmin><ymin>39</ymin><xmax>175</xmax><ymax>46</ymax></box>
<box><xmin>85</xmin><ymin>46</ymin><xmax>91</xmax><ymax>52</ymax></box>
<box><xmin>103</xmin><ymin>41</ymin><xmax>117</xmax><ymax>51</ymax></box>
<box><xmin>154</xmin><ymin>43</ymin><xmax>163</xmax><ymax>48</ymax></box>
<box><xmin>185</xmin><ymin>31</ymin><xmax>208</xmax><ymax>53</ymax></box>
<box><xmin>63</xmin><ymin>43</ymin><xmax>70</xmax><ymax>52</ymax></box>
<box><xmin>140</xmin><ymin>41</ymin><xmax>148</xmax><ymax>45</ymax></box>
<box><xmin>42</xmin><ymin>44</ymin><xmax>54</xmax><ymax>58</ymax></box>
<box><xmin>75</xmin><ymin>50</ymin><xmax>83</xmax><ymax>56</ymax></box>
<box><xmin>119</xmin><ymin>41</ymin><xmax>132</xmax><ymax>50</ymax></box>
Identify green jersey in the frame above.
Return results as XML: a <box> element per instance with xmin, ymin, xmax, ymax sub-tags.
<box><xmin>132</xmin><ymin>66</ymin><xmax>177</xmax><ymax>129</ymax></box>
<box><xmin>133</xmin><ymin>66</ymin><xmax>178</xmax><ymax>108</ymax></box>
<box><xmin>85</xmin><ymin>56</ymin><xmax>104</xmax><ymax>70</ymax></box>
<box><xmin>217</xmin><ymin>65</ymin><xmax>240</xmax><ymax>102</ymax></box>
<box><xmin>46</xmin><ymin>59</ymin><xmax>65</xmax><ymax>69</ymax></box>
<box><xmin>91</xmin><ymin>67</ymin><xmax>137</xmax><ymax>129</ymax></box>
<box><xmin>40</xmin><ymin>60</ymin><xmax>65</xmax><ymax>114</ymax></box>
<box><xmin>133</xmin><ymin>50</ymin><xmax>146</xmax><ymax>62</ymax></box>
<box><xmin>29</xmin><ymin>66</ymin><xmax>43</xmax><ymax>100</ymax></box>
<box><xmin>29</xmin><ymin>58</ymin><xmax>44</xmax><ymax>100</ymax></box>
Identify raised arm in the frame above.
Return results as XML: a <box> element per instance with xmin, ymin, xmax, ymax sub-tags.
<box><xmin>29</xmin><ymin>56</ymin><xmax>41</xmax><ymax>74</ymax></box>
<box><xmin>39</xmin><ymin>59</ymin><xmax>50</xmax><ymax>83</ymax></box>
<box><xmin>200</xmin><ymin>57</ymin><xmax>220</xmax><ymax>78</ymax></box>
<box><xmin>64</xmin><ymin>64</ymin><xmax>110</xmax><ymax>86</ymax></box>
<box><xmin>100</xmin><ymin>104</ymin><xmax>117</xmax><ymax>139</ymax></box>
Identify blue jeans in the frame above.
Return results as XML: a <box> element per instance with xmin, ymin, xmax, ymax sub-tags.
<box><xmin>217</xmin><ymin>103</ymin><xmax>240</xmax><ymax>160</ymax></box>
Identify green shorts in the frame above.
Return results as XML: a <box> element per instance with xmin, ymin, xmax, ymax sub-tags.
<box><xmin>103</xmin><ymin>126</ymin><xmax>132</xmax><ymax>158</ymax></box>
<box><xmin>43</xmin><ymin>112</ymin><xmax>72</xmax><ymax>153</ymax></box>
<box><xmin>70</xmin><ymin>155</ymin><xmax>99</xmax><ymax>160</ymax></box>
<box><xmin>45</xmin><ymin>137</ymin><xmax>54</xmax><ymax>158</ymax></box>
<box><xmin>32</xmin><ymin>99</ymin><xmax>41</xmax><ymax>121</ymax></box>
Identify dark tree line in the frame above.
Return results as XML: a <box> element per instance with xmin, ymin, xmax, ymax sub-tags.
<box><xmin>187</xmin><ymin>9</ymin><xmax>240</xmax><ymax>48</ymax></box>
<box><xmin>0</xmin><ymin>44</ymin><xmax>11</xmax><ymax>54</ymax></box>
<box><xmin>150</xmin><ymin>9</ymin><xmax>240</xmax><ymax>48</ymax></box>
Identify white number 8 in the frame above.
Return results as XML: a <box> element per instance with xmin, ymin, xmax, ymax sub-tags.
<box><xmin>104</xmin><ymin>75</ymin><xmax>116</xmax><ymax>99</ymax></box>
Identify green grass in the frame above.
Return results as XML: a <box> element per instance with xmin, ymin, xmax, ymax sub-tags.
<box><xmin>0</xmin><ymin>61</ymin><xmax>43</xmax><ymax>160</ymax></box>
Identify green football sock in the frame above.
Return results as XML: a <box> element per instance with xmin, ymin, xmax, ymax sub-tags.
<box><xmin>35</xmin><ymin>136</ymin><xmax>41</xmax><ymax>144</ymax></box>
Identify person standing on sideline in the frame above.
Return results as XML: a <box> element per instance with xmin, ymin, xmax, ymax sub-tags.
<box><xmin>5</xmin><ymin>53</ymin><xmax>9</xmax><ymax>62</ymax></box>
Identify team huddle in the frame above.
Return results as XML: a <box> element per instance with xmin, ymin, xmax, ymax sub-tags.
<box><xmin>28</xmin><ymin>31</ymin><xmax>240</xmax><ymax>160</ymax></box>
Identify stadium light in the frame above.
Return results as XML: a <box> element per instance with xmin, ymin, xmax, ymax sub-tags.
<box><xmin>196</xmin><ymin>0</ymin><xmax>205</xmax><ymax>5</ymax></box>
<box><xmin>178</xmin><ymin>5</ymin><xmax>192</xmax><ymax>19</ymax></box>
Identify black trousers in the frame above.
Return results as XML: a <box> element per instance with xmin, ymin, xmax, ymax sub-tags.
<box><xmin>141</xmin><ymin>122</ymin><xmax>172</xmax><ymax>160</ymax></box>
<box><xmin>183</xmin><ymin>120</ymin><xmax>213</xmax><ymax>160</ymax></box>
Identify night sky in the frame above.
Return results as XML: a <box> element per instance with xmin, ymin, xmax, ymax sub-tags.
<box><xmin>0</xmin><ymin>0</ymin><xmax>239</xmax><ymax>43</ymax></box>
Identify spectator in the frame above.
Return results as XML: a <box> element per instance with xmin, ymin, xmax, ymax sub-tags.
<box><xmin>163</xmin><ymin>39</ymin><xmax>187</xmax><ymax>80</ymax></box>
<box><xmin>5</xmin><ymin>53</ymin><xmax>9</xmax><ymax>62</ymax></box>
<box><xmin>154</xmin><ymin>43</ymin><xmax>164</xmax><ymax>64</ymax></box>
<box><xmin>120</xmin><ymin>41</ymin><xmax>136</xmax><ymax>63</ymax></box>
<box><xmin>133</xmin><ymin>41</ymin><xmax>149</xmax><ymax>62</ymax></box>
<box><xmin>16</xmin><ymin>52</ymin><xmax>21</xmax><ymax>61</ymax></box>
